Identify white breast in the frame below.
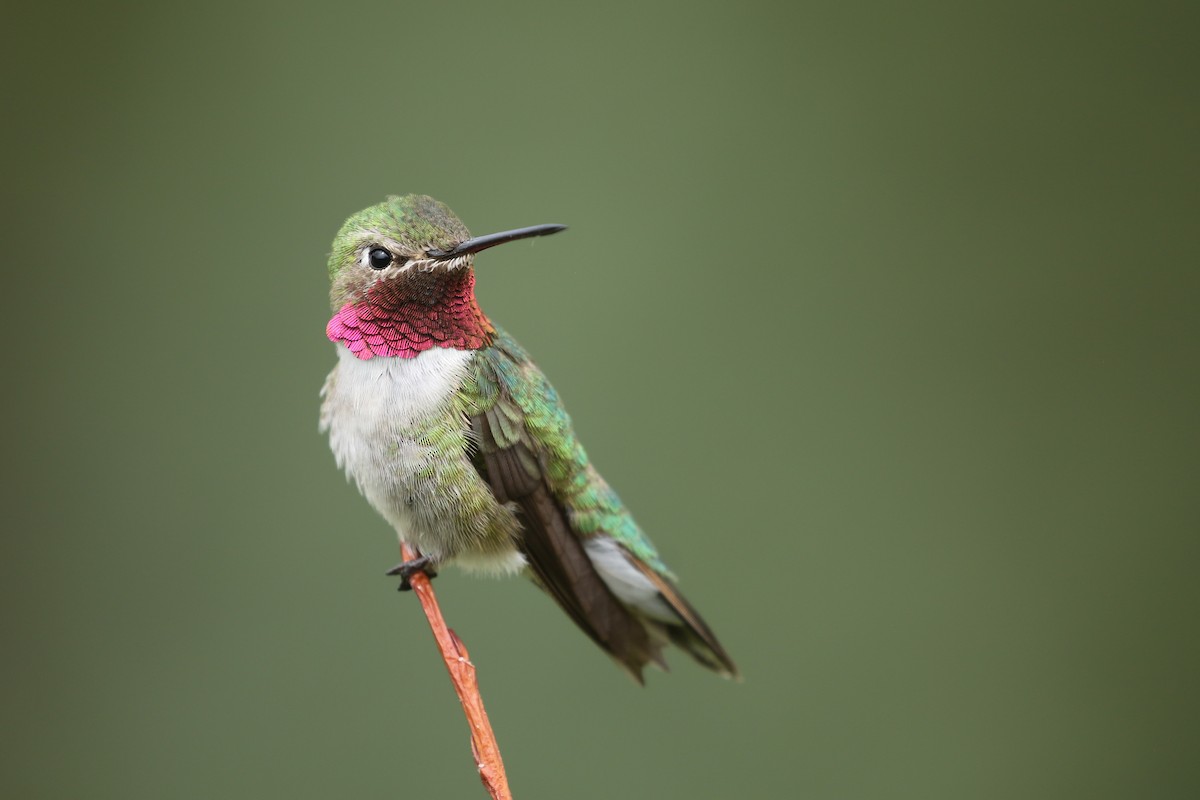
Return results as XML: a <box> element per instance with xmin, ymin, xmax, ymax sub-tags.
<box><xmin>320</xmin><ymin>345</ymin><xmax>473</xmax><ymax>510</ymax></box>
<box><xmin>320</xmin><ymin>344</ymin><xmax>527</xmax><ymax>575</ymax></box>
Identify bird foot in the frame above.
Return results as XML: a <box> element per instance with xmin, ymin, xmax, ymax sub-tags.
<box><xmin>386</xmin><ymin>554</ymin><xmax>439</xmax><ymax>591</ymax></box>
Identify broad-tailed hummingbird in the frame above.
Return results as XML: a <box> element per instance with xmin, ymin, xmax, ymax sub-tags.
<box><xmin>320</xmin><ymin>195</ymin><xmax>737</xmax><ymax>681</ymax></box>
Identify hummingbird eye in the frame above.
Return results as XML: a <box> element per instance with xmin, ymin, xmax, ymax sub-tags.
<box><xmin>367</xmin><ymin>248</ymin><xmax>394</xmax><ymax>270</ymax></box>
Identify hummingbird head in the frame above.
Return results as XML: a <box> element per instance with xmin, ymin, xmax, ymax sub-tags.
<box><xmin>325</xmin><ymin>194</ymin><xmax>565</xmax><ymax>360</ymax></box>
<box><xmin>327</xmin><ymin>194</ymin><xmax>468</xmax><ymax>309</ymax></box>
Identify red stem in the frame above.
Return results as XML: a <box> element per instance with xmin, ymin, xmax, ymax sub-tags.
<box><xmin>399</xmin><ymin>542</ymin><xmax>513</xmax><ymax>800</ymax></box>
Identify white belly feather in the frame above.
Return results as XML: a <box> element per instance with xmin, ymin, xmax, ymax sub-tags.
<box><xmin>321</xmin><ymin>344</ymin><xmax>473</xmax><ymax>486</ymax></box>
<box><xmin>320</xmin><ymin>345</ymin><xmax>526</xmax><ymax>574</ymax></box>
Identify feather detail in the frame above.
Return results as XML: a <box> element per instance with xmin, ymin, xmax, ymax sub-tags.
<box><xmin>623</xmin><ymin>550</ymin><xmax>741</xmax><ymax>680</ymax></box>
<box><xmin>513</xmin><ymin>484</ymin><xmax>665</xmax><ymax>682</ymax></box>
<box><xmin>470</xmin><ymin>403</ymin><xmax>664</xmax><ymax>680</ymax></box>
<box><xmin>458</xmin><ymin>327</ymin><xmax>737</xmax><ymax>681</ymax></box>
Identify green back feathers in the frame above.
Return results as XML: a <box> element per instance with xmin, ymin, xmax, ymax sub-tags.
<box><xmin>458</xmin><ymin>328</ymin><xmax>671</xmax><ymax>576</ymax></box>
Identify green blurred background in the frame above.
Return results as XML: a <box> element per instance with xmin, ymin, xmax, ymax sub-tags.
<box><xmin>4</xmin><ymin>1</ymin><xmax>1197</xmax><ymax>797</ymax></box>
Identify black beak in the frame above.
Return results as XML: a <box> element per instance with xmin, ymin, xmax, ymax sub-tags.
<box><xmin>427</xmin><ymin>224</ymin><xmax>567</xmax><ymax>260</ymax></box>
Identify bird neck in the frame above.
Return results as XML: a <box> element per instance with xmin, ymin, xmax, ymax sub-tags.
<box><xmin>326</xmin><ymin>268</ymin><xmax>495</xmax><ymax>360</ymax></box>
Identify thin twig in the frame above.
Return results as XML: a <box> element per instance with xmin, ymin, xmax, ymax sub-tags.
<box><xmin>399</xmin><ymin>542</ymin><xmax>513</xmax><ymax>800</ymax></box>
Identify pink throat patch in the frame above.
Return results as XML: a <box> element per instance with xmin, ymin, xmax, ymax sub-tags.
<box><xmin>326</xmin><ymin>270</ymin><xmax>494</xmax><ymax>359</ymax></box>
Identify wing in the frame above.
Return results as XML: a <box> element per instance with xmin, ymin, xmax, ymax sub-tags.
<box><xmin>460</xmin><ymin>331</ymin><xmax>664</xmax><ymax>681</ymax></box>
<box><xmin>458</xmin><ymin>328</ymin><xmax>738</xmax><ymax>681</ymax></box>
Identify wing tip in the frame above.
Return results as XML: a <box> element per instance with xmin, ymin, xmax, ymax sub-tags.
<box><xmin>617</xmin><ymin>550</ymin><xmax>740</xmax><ymax>681</ymax></box>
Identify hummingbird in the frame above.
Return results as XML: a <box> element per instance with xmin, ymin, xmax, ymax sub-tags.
<box><xmin>320</xmin><ymin>194</ymin><xmax>737</xmax><ymax>682</ymax></box>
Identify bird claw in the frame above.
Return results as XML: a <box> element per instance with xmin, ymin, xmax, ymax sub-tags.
<box><xmin>386</xmin><ymin>555</ymin><xmax>438</xmax><ymax>591</ymax></box>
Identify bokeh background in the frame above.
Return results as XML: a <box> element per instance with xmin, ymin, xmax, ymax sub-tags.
<box><xmin>4</xmin><ymin>2</ymin><xmax>1198</xmax><ymax>798</ymax></box>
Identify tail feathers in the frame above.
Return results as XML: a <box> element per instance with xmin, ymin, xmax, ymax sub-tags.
<box><xmin>513</xmin><ymin>487</ymin><xmax>668</xmax><ymax>683</ymax></box>
<box><xmin>506</xmin><ymin>473</ymin><xmax>738</xmax><ymax>681</ymax></box>
<box><xmin>628</xmin><ymin>555</ymin><xmax>741</xmax><ymax>681</ymax></box>
<box><xmin>583</xmin><ymin>536</ymin><xmax>740</xmax><ymax>680</ymax></box>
